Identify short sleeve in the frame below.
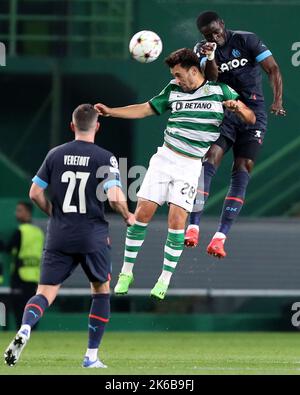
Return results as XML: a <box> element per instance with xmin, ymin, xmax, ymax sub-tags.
<box><xmin>149</xmin><ymin>83</ymin><xmax>172</xmax><ymax>115</ymax></box>
<box><xmin>245</xmin><ymin>33</ymin><xmax>272</xmax><ymax>63</ymax></box>
<box><xmin>101</xmin><ymin>154</ymin><xmax>122</xmax><ymax>193</ymax></box>
<box><xmin>220</xmin><ymin>83</ymin><xmax>239</xmax><ymax>101</ymax></box>
<box><xmin>32</xmin><ymin>151</ymin><xmax>54</xmax><ymax>189</ymax></box>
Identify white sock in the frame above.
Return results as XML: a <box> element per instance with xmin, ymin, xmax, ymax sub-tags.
<box><xmin>121</xmin><ymin>262</ymin><xmax>134</xmax><ymax>275</ymax></box>
<box><xmin>85</xmin><ymin>348</ymin><xmax>98</xmax><ymax>361</ymax></box>
<box><xmin>19</xmin><ymin>324</ymin><xmax>31</xmax><ymax>338</ymax></box>
<box><xmin>158</xmin><ymin>271</ymin><xmax>173</xmax><ymax>286</ymax></box>
<box><xmin>187</xmin><ymin>224</ymin><xmax>199</xmax><ymax>231</ymax></box>
<box><xmin>213</xmin><ymin>232</ymin><xmax>226</xmax><ymax>241</ymax></box>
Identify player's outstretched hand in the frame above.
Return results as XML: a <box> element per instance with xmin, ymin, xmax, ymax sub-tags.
<box><xmin>222</xmin><ymin>100</ymin><xmax>240</xmax><ymax>112</ymax></box>
<box><xmin>270</xmin><ymin>102</ymin><xmax>286</xmax><ymax>116</ymax></box>
<box><xmin>125</xmin><ymin>212</ymin><xmax>135</xmax><ymax>227</ymax></box>
<box><xmin>94</xmin><ymin>103</ymin><xmax>111</xmax><ymax>117</ymax></box>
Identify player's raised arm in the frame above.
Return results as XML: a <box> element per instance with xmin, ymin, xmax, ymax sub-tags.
<box><xmin>29</xmin><ymin>182</ymin><xmax>52</xmax><ymax>217</ymax></box>
<box><xmin>223</xmin><ymin>100</ymin><xmax>256</xmax><ymax>125</ymax></box>
<box><xmin>195</xmin><ymin>42</ymin><xmax>218</xmax><ymax>82</ymax></box>
<box><xmin>94</xmin><ymin>102</ymin><xmax>155</xmax><ymax>119</ymax></box>
<box><xmin>106</xmin><ymin>186</ymin><xmax>135</xmax><ymax>226</ymax></box>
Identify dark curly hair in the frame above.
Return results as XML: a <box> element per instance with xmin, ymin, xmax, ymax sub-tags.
<box><xmin>165</xmin><ymin>48</ymin><xmax>200</xmax><ymax>70</ymax></box>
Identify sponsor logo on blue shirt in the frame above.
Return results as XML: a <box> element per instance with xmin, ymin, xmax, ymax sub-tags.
<box><xmin>232</xmin><ymin>49</ymin><xmax>241</xmax><ymax>58</ymax></box>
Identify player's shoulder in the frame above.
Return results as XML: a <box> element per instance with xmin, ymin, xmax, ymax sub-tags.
<box><xmin>45</xmin><ymin>142</ymin><xmax>70</xmax><ymax>159</ymax></box>
<box><xmin>206</xmin><ymin>80</ymin><xmax>226</xmax><ymax>90</ymax></box>
<box><xmin>168</xmin><ymin>79</ymin><xmax>183</xmax><ymax>92</ymax></box>
<box><xmin>207</xmin><ymin>81</ymin><xmax>235</xmax><ymax>94</ymax></box>
<box><xmin>230</xmin><ymin>30</ymin><xmax>259</xmax><ymax>42</ymax></box>
<box><xmin>206</xmin><ymin>80</ymin><xmax>221</xmax><ymax>86</ymax></box>
<box><xmin>93</xmin><ymin>144</ymin><xmax>118</xmax><ymax>166</ymax></box>
<box><xmin>155</xmin><ymin>80</ymin><xmax>181</xmax><ymax>96</ymax></box>
<box><xmin>231</xmin><ymin>29</ymin><xmax>255</xmax><ymax>36</ymax></box>
<box><xmin>90</xmin><ymin>142</ymin><xmax>112</xmax><ymax>156</ymax></box>
<box><xmin>168</xmin><ymin>79</ymin><xmax>181</xmax><ymax>89</ymax></box>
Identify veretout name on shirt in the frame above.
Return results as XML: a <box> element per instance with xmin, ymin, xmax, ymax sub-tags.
<box><xmin>64</xmin><ymin>155</ymin><xmax>90</xmax><ymax>167</ymax></box>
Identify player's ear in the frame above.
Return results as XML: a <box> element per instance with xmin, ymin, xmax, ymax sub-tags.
<box><xmin>70</xmin><ymin>122</ymin><xmax>75</xmax><ymax>133</ymax></box>
<box><xmin>95</xmin><ymin>122</ymin><xmax>100</xmax><ymax>134</ymax></box>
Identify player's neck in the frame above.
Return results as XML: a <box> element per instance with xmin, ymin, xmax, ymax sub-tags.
<box><xmin>191</xmin><ymin>76</ymin><xmax>206</xmax><ymax>91</ymax></box>
<box><xmin>75</xmin><ymin>134</ymin><xmax>95</xmax><ymax>143</ymax></box>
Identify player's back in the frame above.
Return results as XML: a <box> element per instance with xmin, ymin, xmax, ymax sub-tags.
<box><xmin>35</xmin><ymin>140</ymin><xmax>119</xmax><ymax>253</ymax></box>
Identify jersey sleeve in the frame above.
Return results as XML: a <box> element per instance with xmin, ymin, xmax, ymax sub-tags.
<box><xmin>101</xmin><ymin>154</ymin><xmax>122</xmax><ymax>193</ymax></box>
<box><xmin>32</xmin><ymin>150</ymin><xmax>54</xmax><ymax>189</ymax></box>
<box><xmin>149</xmin><ymin>83</ymin><xmax>172</xmax><ymax>115</ymax></box>
<box><xmin>220</xmin><ymin>83</ymin><xmax>239</xmax><ymax>101</ymax></box>
<box><xmin>245</xmin><ymin>33</ymin><xmax>272</xmax><ymax>63</ymax></box>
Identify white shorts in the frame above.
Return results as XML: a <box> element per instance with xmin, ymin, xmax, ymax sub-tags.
<box><xmin>137</xmin><ymin>145</ymin><xmax>202</xmax><ymax>212</ymax></box>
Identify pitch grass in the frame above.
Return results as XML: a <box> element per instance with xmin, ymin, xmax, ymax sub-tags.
<box><xmin>1</xmin><ymin>332</ymin><xmax>300</xmax><ymax>375</ymax></box>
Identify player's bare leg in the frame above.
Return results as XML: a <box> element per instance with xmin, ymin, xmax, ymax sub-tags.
<box><xmin>83</xmin><ymin>281</ymin><xmax>110</xmax><ymax>368</ymax></box>
<box><xmin>151</xmin><ymin>204</ymin><xmax>188</xmax><ymax>300</ymax></box>
<box><xmin>185</xmin><ymin>144</ymin><xmax>223</xmax><ymax>248</ymax></box>
<box><xmin>36</xmin><ymin>284</ymin><xmax>60</xmax><ymax>305</ymax></box>
<box><xmin>114</xmin><ymin>199</ymin><xmax>158</xmax><ymax>295</ymax></box>
<box><xmin>207</xmin><ymin>157</ymin><xmax>253</xmax><ymax>258</ymax></box>
<box><xmin>4</xmin><ymin>285</ymin><xmax>59</xmax><ymax>366</ymax></box>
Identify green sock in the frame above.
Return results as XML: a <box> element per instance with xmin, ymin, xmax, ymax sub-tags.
<box><xmin>158</xmin><ymin>229</ymin><xmax>185</xmax><ymax>285</ymax></box>
<box><xmin>121</xmin><ymin>221</ymin><xmax>148</xmax><ymax>275</ymax></box>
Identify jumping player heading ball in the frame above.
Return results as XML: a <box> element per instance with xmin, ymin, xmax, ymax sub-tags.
<box><xmin>185</xmin><ymin>11</ymin><xmax>286</xmax><ymax>257</ymax></box>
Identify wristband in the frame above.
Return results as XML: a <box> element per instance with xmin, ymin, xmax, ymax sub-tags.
<box><xmin>207</xmin><ymin>52</ymin><xmax>215</xmax><ymax>61</ymax></box>
<box><xmin>207</xmin><ymin>43</ymin><xmax>217</xmax><ymax>61</ymax></box>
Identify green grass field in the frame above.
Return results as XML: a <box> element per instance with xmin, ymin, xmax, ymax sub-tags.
<box><xmin>1</xmin><ymin>332</ymin><xmax>300</xmax><ymax>375</ymax></box>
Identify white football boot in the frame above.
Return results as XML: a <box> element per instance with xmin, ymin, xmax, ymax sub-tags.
<box><xmin>82</xmin><ymin>356</ymin><xmax>107</xmax><ymax>369</ymax></box>
<box><xmin>4</xmin><ymin>330</ymin><xmax>29</xmax><ymax>367</ymax></box>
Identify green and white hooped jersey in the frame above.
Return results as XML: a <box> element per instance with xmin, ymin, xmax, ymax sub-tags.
<box><xmin>149</xmin><ymin>80</ymin><xmax>239</xmax><ymax>158</ymax></box>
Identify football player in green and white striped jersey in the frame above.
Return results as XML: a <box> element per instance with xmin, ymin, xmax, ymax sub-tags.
<box><xmin>149</xmin><ymin>76</ymin><xmax>242</xmax><ymax>159</ymax></box>
<box><xmin>94</xmin><ymin>48</ymin><xmax>255</xmax><ymax>300</ymax></box>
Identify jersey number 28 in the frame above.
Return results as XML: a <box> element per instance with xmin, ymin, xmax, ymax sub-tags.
<box><xmin>61</xmin><ymin>171</ymin><xmax>90</xmax><ymax>214</ymax></box>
